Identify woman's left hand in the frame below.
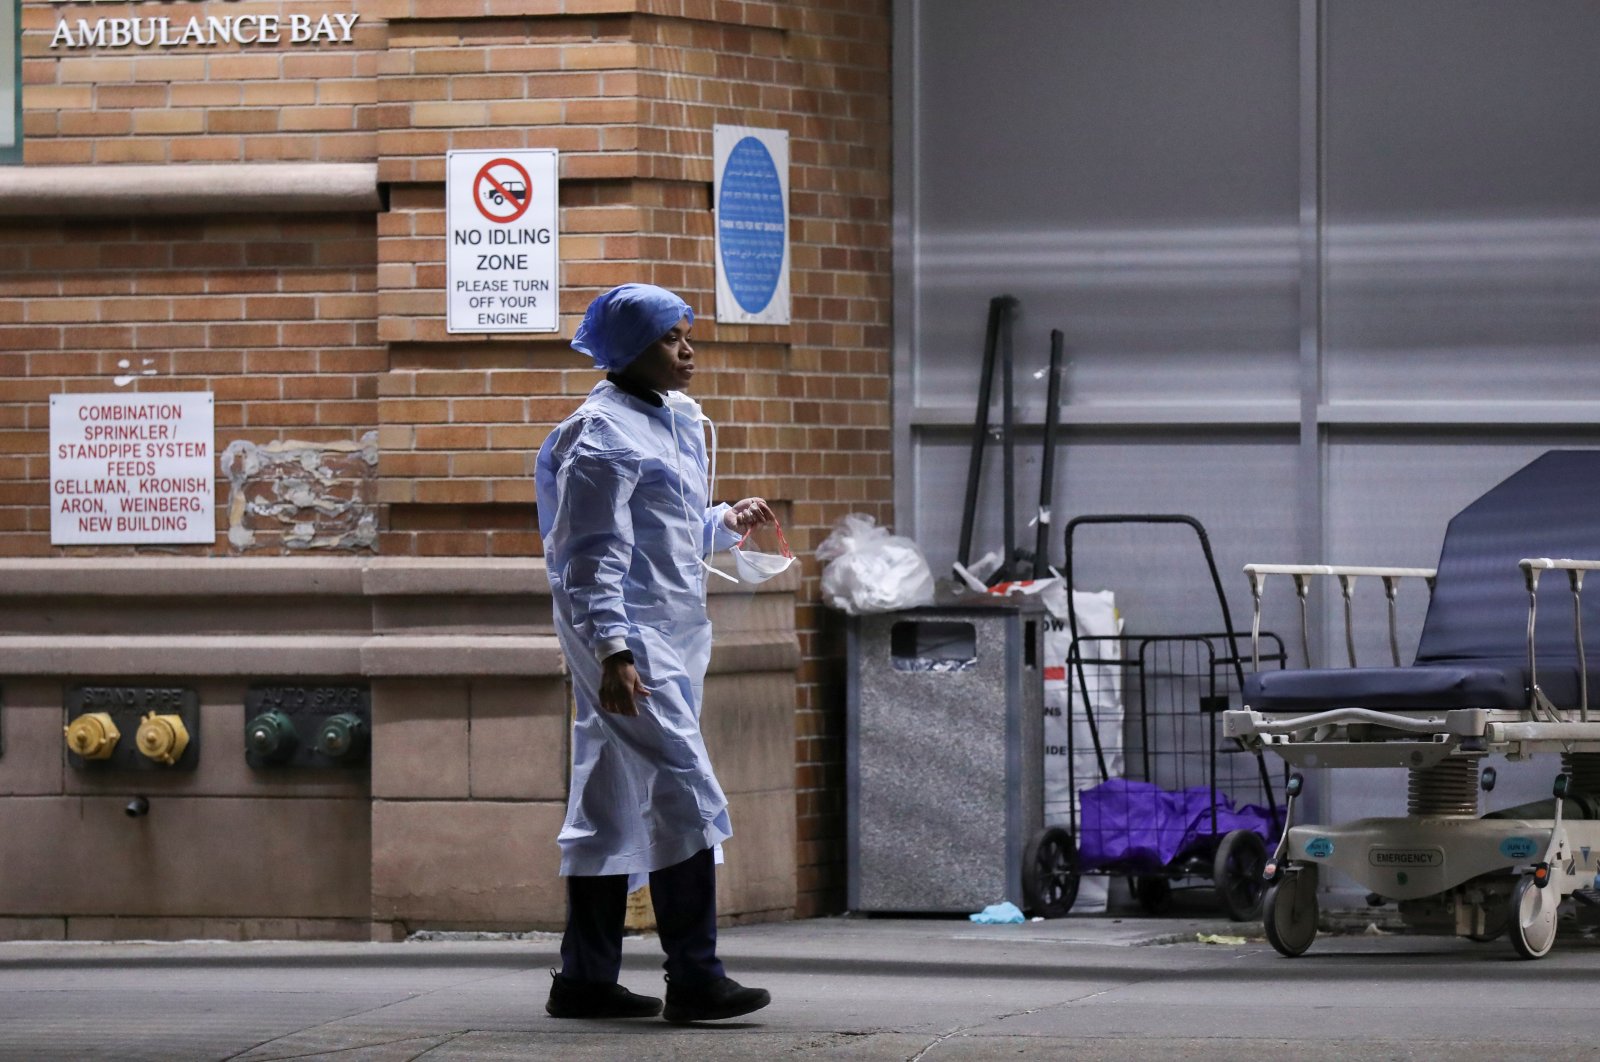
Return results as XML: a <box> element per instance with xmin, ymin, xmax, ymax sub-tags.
<box><xmin>724</xmin><ymin>497</ymin><xmax>776</xmax><ymax>532</ymax></box>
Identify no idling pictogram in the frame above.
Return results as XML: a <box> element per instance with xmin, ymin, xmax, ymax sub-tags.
<box><xmin>474</xmin><ymin>158</ymin><xmax>533</xmax><ymax>223</ymax></box>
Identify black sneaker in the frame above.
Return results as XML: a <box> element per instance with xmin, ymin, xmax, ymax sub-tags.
<box><xmin>662</xmin><ymin>975</ymin><xmax>772</xmax><ymax>1024</ymax></box>
<box><xmin>546</xmin><ymin>971</ymin><xmax>663</xmax><ymax>1019</ymax></box>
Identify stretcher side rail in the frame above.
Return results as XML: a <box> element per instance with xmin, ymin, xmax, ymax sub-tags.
<box><xmin>1229</xmin><ymin>554</ymin><xmax>1600</xmax><ymax>756</ymax></box>
<box><xmin>1243</xmin><ymin>563</ymin><xmax>1437</xmax><ymax>672</ymax></box>
<box><xmin>1220</xmin><ymin>706</ymin><xmax>1551</xmax><ymax>768</ymax></box>
<box><xmin>1520</xmin><ymin>557</ymin><xmax>1600</xmax><ymax>723</ymax></box>
<box><xmin>1227</xmin><ymin>705</ymin><xmax>1486</xmax><ymax>738</ymax></box>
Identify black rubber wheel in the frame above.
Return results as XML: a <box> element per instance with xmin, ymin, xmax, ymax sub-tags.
<box><xmin>1133</xmin><ymin>875</ymin><xmax>1173</xmax><ymax>915</ymax></box>
<box><xmin>1213</xmin><ymin>830</ymin><xmax>1268</xmax><ymax>922</ymax></box>
<box><xmin>1263</xmin><ymin>873</ymin><xmax>1317</xmax><ymax>957</ymax></box>
<box><xmin>1466</xmin><ymin>897</ymin><xmax>1509</xmax><ymax>943</ymax></box>
<box><xmin>1508</xmin><ymin>875</ymin><xmax>1558</xmax><ymax>959</ymax></box>
<box><xmin>1021</xmin><ymin>826</ymin><xmax>1079</xmax><ymax>918</ymax></box>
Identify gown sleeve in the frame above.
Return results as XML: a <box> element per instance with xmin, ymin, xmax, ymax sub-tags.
<box><xmin>703</xmin><ymin>503</ymin><xmax>741</xmax><ymax>554</ymax></box>
<box><xmin>556</xmin><ymin>422</ymin><xmax>641</xmax><ymax>662</ymax></box>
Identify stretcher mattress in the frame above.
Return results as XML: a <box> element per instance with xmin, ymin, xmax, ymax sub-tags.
<box><xmin>1244</xmin><ymin>450</ymin><xmax>1600</xmax><ymax>715</ymax></box>
<box><xmin>1244</xmin><ymin>661</ymin><xmax>1525</xmax><ymax>711</ymax></box>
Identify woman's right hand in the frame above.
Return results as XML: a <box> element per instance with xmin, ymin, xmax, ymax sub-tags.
<box><xmin>724</xmin><ymin>497</ymin><xmax>777</xmax><ymax>532</ymax></box>
<box><xmin>599</xmin><ymin>655</ymin><xmax>648</xmax><ymax>716</ymax></box>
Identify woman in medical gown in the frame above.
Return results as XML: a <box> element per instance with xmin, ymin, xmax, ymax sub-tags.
<box><xmin>535</xmin><ymin>283</ymin><xmax>777</xmax><ymax>1024</ymax></box>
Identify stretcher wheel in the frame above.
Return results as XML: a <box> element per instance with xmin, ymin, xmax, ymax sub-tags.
<box><xmin>1263</xmin><ymin>872</ymin><xmax>1317</xmax><ymax>957</ymax></box>
<box><xmin>1133</xmin><ymin>875</ymin><xmax>1172</xmax><ymax>915</ymax></box>
<box><xmin>1021</xmin><ymin>827</ymin><xmax>1078</xmax><ymax>918</ymax></box>
<box><xmin>1509</xmin><ymin>875</ymin><xmax>1558</xmax><ymax>959</ymax></box>
<box><xmin>1213</xmin><ymin>830</ymin><xmax>1268</xmax><ymax>922</ymax></box>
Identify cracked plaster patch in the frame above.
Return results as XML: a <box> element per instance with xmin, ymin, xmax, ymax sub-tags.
<box><xmin>221</xmin><ymin>432</ymin><xmax>379</xmax><ymax>552</ymax></box>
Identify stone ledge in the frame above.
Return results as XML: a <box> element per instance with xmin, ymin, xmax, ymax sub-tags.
<box><xmin>0</xmin><ymin>635</ymin><xmax>368</xmax><ymax>676</ymax></box>
<box><xmin>358</xmin><ymin>629</ymin><xmax>798</xmax><ymax>676</ymax></box>
<box><xmin>0</xmin><ymin>634</ymin><xmax>575</xmax><ymax>679</ymax></box>
<box><xmin>363</xmin><ymin>557</ymin><xmax>550</xmax><ymax>597</ymax></box>
<box><xmin>0</xmin><ymin>556</ymin><xmax>795</xmax><ymax>599</ymax></box>
<box><xmin>0</xmin><ymin>163</ymin><xmax>382</xmax><ymax>218</ymax></box>
<box><xmin>0</xmin><ymin>631</ymin><xmax>793</xmax><ymax>677</ymax></box>
<box><xmin>0</xmin><ymin>557</ymin><xmax>554</xmax><ymax>599</ymax></box>
<box><xmin>362</xmin><ymin>635</ymin><xmax>567</xmax><ymax>676</ymax></box>
<box><xmin>0</xmin><ymin>558</ymin><xmax>367</xmax><ymax>597</ymax></box>
<box><xmin>707</xmin><ymin>630</ymin><xmax>803</xmax><ymax>674</ymax></box>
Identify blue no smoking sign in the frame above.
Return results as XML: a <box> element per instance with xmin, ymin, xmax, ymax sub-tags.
<box><xmin>715</xmin><ymin>127</ymin><xmax>789</xmax><ymax>324</ymax></box>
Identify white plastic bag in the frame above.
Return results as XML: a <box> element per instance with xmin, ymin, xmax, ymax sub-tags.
<box><xmin>815</xmin><ymin>513</ymin><xmax>936</xmax><ymax>614</ymax></box>
<box><xmin>1040</xmin><ymin>580</ymin><xmax>1122</xmax><ymax>913</ymax></box>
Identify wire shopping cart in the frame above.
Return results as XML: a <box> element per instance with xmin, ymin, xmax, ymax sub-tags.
<box><xmin>1022</xmin><ymin>515</ymin><xmax>1288</xmax><ymax>921</ymax></box>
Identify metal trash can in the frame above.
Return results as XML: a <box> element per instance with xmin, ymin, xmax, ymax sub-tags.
<box><xmin>847</xmin><ymin>597</ymin><xmax>1046</xmax><ymax>913</ymax></box>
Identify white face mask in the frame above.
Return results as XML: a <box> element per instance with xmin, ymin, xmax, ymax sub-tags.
<box><xmin>732</xmin><ymin>546</ymin><xmax>795</xmax><ymax>583</ymax></box>
<box><xmin>730</xmin><ymin>519</ymin><xmax>795</xmax><ymax>584</ymax></box>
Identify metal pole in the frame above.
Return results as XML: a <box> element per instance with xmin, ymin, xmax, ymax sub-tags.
<box><xmin>956</xmin><ymin>296</ymin><xmax>1013</xmax><ymax>568</ymax></box>
<box><xmin>1000</xmin><ymin>299</ymin><xmax>1016</xmax><ymax>578</ymax></box>
<box><xmin>1032</xmin><ymin>328</ymin><xmax>1065</xmax><ymax>578</ymax></box>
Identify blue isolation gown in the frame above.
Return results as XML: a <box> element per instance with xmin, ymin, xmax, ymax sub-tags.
<box><xmin>535</xmin><ymin>381</ymin><xmax>740</xmax><ymax>879</ymax></box>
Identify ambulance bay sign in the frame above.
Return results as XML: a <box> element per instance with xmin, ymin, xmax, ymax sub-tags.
<box><xmin>446</xmin><ymin>149</ymin><xmax>559</xmax><ymax>334</ymax></box>
<box><xmin>50</xmin><ymin>393</ymin><xmax>215</xmax><ymax>545</ymax></box>
<box><xmin>48</xmin><ymin>2</ymin><xmax>361</xmax><ymax>49</ymax></box>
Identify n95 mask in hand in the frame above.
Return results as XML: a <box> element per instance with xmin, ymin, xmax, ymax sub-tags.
<box><xmin>730</xmin><ymin>519</ymin><xmax>795</xmax><ymax>584</ymax></box>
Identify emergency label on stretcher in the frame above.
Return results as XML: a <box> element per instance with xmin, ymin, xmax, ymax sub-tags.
<box><xmin>1368</xmin><ymin>847</ymin><xmax>1443</xmax><ymax>868</ymax></box>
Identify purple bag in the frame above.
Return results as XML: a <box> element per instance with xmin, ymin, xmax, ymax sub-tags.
<box><xmin>1077</xmin><ymin>778</ymin><xmax>1281</xmax><ymax>872</ymax></box>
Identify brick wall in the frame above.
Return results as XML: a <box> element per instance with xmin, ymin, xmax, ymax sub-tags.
<box><xmin>3</xmin><ymin>0</ymin><xmax>892</xmax><ymax>918</ymax></box>
<box><xmin>0</xmin><ymin>214</ymin><xmax>381</xmax><ymax>555</ymax></box>
<box><xmin>19</xmin><ymin>0</ymin><xmax>382</xmax><ymax>165</ymax></box>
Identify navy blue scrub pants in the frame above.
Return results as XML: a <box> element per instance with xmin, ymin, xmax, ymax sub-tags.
<box><xmin>559</xmin><ymin>846</ymin><xmax>725</xmax><ymax>987</ymax></box>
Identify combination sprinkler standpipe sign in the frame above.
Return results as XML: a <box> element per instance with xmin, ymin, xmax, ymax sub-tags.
<box><xmin>49</xmin><ymin>392</ymin><xmax>216</xmax><ymax>546</ymax></box>
<box><xmin>446</xmin><ymin>149</ymin><xmax>560</xmax><ymax>334</ymax></box>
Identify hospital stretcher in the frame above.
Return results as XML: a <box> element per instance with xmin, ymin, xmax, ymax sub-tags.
<box><xmin>1224</xmin><ymin>450</ymin><xmax>1600</xmax><ymax>958</ymax></box>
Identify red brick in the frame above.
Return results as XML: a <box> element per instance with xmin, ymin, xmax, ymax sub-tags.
<box><xmin>412</xmin><ymin>425</ymin><xmax>490</xmax><ymax>450</ymax></box>
<box><xmin>414</xmin><ymin>480</ymin><xmax>492</xmax><ymax>504</ymax></box>
<box><xmin>382</xmin><ymin>399</ymin><xmax>454</xmax><ymax>424</ymax></box>
<box><xmin>282</xmin><ymin>376</ymin><xmax>357</xmax><ymax>400</ymax></box>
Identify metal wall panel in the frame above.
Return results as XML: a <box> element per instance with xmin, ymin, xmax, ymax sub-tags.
<box><xmin>909</xmin><ymin>0</ymin><xmax>1302</xmax><ymax>413</ymax></box>
<box><xmin>1322</xmin><ymin>0</ymin><xmax>1600</xmax><ymax>406</ymax></box>
<box><xmin>897</xmin><ymin>0</ymin><xmax>1600</xmax><ymax>898</ymax></box>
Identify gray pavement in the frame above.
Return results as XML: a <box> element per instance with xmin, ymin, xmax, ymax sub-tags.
<box><xmin>2</xmin><ymin>910</ymin><xmax>1599</xmax><ymax>1061</ymax></box>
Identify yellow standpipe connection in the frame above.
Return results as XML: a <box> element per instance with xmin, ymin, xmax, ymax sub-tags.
<box><xmin>135</xmin><ymin>713</ymin><xmax>190</xmax><ymax>766</ymax></box>
<box><xmin>64</xmin><ymin>712</ymin><xmax>121</xmax><ymax>760</ymax></box>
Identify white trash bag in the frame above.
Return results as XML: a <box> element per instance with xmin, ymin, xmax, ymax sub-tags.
<box><xmin>816</xmin><ymin>513</ymin><xmax>936</xmax><ymax>615</ymax></box>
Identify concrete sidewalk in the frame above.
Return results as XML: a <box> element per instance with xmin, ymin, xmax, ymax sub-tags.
<box><xmin>2</xmin><ymin>911</ymin><xmax>1598</xmax><ymax>1061</ymax></box>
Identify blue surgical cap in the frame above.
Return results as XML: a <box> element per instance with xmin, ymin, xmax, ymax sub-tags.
<box><xmin>571</xmin><ymin>284</ymin><xmax>695</xmax><ymax>372</ymax></box>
